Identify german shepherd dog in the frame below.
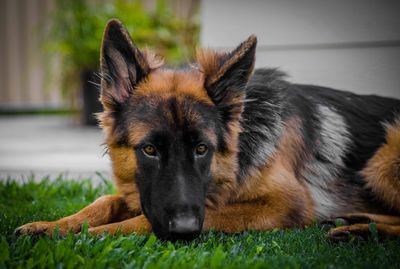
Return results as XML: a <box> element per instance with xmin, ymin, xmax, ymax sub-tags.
<box><xmin>16</xmin><ymin>20</ymin><xmax>400</xmax><ymax>241</ymax></box>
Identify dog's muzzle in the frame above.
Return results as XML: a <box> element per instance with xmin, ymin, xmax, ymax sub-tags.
<box><xmin>168</xmin><ymin>214</ymin><xmax>201</xmax><ymax>240</ymax></box>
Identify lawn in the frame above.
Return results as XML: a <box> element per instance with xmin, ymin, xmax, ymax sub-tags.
<box><xmin>0</xmin><ymin>176</ymin><xmax>399</xmax><ymax>269</ymax></box>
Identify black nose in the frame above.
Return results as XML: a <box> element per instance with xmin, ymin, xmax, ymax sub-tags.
<box><xmin>168</xmin><ymin>215</ymin><xmax>200</xmax><ymax>239</ymax></box>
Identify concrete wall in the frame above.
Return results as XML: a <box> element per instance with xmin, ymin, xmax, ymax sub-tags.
<box><xmin>201</xmin><ymin>0</ymin><xmax>400</xmax><ymax>98</ymax></box>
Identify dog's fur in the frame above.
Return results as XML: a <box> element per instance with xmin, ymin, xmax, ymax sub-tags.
<box><xmin>16</xmin><ymin>20</ymin><xmax>400</xmax><ymax>241</ymax></box>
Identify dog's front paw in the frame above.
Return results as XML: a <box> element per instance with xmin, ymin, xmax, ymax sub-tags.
<box><xmin>14</xmin><ymin>221</ymin><xmax>59</xmax><ymax>237</ymax></box>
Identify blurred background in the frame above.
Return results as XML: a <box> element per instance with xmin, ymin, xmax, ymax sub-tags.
<box><xmin>0</xmin><ymin>0</ymin><xmax>399</xmax><ymax>181</ymax></box>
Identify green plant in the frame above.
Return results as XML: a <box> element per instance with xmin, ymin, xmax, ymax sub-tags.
<box><xmin>43</xmin><ymin>0</ymin><xmax>199</xmax><ymax>106</ymax></box>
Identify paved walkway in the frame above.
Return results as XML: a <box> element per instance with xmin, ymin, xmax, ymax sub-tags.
<box><xmin>0</xmin><ymin>115</ymin><xmax>111</xmax><ymax>182</ymax></box>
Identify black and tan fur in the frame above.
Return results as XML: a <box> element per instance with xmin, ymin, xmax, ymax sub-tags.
<box><xmin>16</xmin><ymin>20</ymin><xmax>400</xmax><ymax>241</ymax></box>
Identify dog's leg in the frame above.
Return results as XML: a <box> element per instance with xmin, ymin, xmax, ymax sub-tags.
<box><xmin>324</xmin><ymin>213</ymin><xmax>400</xmax><ymax>241</ymax></box>
<box><xmin>15</xmin><ymin>194</ymin><xmax>140</xmax><ymax>236</ymax></box>
<box><xmin>326</xmin><ymin>213</ymin><xmax>400</xmax><ymax>225</ymax></box>
<box><xmin>86</xmin><ymin>198</ymin><xmax>311</xmax><ymax>236</ymax></box>
<box><xmin>328</xmin><ymin>223</ymin><xmax>400</xmax><ymax>241</ymax></box>
<box><xmin>88</xmin><ymin>214</ymin><xmax>151</xmax><ymax>235</ymax></box>
<box><xmin>203</xmin><ymin>201</ymin><xmax>311</xmax><ymax>233</ymax></box>
<box><xmin>88</xmin><ymin>200</ymin><xmax>310</xmax><ymax>236</ymax></box>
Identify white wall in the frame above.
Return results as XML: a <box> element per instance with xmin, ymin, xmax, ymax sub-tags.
<box><xmin>201</xmin><ymin>0</ymin><xmax>400</xmax><ymax>98</ymax></box>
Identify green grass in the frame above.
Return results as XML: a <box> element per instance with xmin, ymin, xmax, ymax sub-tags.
<box><xmin>1</xmin><ymin>177</ymin><xmax>399</xmax><ymax>269</ymax></box>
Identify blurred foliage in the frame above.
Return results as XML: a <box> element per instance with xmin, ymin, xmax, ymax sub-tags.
<box><xmin>42</xmin><ymin>0</ymin><xmax>199</xmax><ymax>103</ymax></box>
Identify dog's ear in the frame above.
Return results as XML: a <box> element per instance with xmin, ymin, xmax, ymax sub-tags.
<box><xmin>197</xmin><ymin>35</ymin><xmax>257</xmax><ymax>106</ymax></box>
<box><xmin>100</xmin><ymin>19</ymin><xmax>162</xmax><ymax>110</ymax></box>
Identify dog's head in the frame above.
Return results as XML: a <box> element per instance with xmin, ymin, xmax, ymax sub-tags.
<box><xmin>98</xmin><ymin>19</ymin><xmax>256</xmax><ymax>241</ymax></box>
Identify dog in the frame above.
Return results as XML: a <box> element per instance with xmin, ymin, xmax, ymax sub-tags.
<box><xmin>15</xmin><ymin>19</ymin><xmax>400</xmax><ymax>241</ymax></box>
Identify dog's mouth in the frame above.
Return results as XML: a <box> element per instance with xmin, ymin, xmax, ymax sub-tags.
<box><xmin>162</xmin><ymin>229</ymin><xmax>201</xmax><ymax>242</ymax></box>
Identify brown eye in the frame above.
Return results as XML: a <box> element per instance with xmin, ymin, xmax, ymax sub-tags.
<box><xmin>143</xmin><ymin>145</ymin><xmax>157</xmax><ymax>156</ymax></box>
<box><xmin>195</xmin><ymin>144</ymin><xmax>208</xmax><ymax>156</ymax></box>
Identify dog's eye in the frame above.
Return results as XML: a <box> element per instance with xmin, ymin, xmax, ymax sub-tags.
<box><xmin>195</xmin><ymin>144</ymin><xmax>208</xmax><ymax>156</ymax></box>
<box><xmin>142</xmin><ymin>145</ymin><xmax>157</xmax><ymax>156</ymax></box>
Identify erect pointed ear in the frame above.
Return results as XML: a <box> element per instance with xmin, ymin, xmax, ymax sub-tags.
<box><xmin>100</xmin><ymin>19</ymin><xmax>163</xmax><ymax>110</ymax></box>
<box><xmin>197</xmin><ymin>35</ymin><xmax>257</xmax><ymax>106</ymax></box>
